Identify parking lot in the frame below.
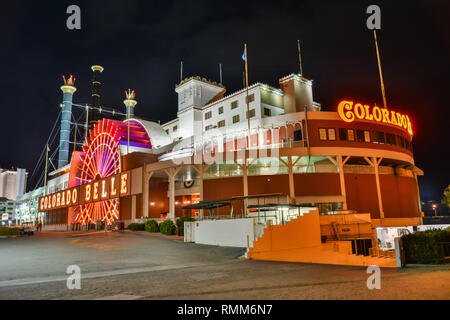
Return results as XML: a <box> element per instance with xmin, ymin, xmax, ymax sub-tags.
<box><xmin>0</xmin><ymin>231</ymin><xmax>449</xmax><ymax>300</ymax></box>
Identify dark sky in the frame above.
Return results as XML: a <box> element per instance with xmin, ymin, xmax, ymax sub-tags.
<box><xmin>0</xmin><ymin>0</ymin><xmax>448</xmax><ymax>200</ymax></box>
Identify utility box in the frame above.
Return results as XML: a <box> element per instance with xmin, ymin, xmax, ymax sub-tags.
<box><xmin>184</xmin><ymin>221</ymin><xmax>195</xmax><ymax>242</ymax></box>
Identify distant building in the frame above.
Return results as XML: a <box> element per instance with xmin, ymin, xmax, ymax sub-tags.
<box><xmin>0</xmin><ymin>168</ymin><xmax>27</xmax><ymax>201</ymax></box>
<box><xmin>0</xmin><ymin>197</ymin><xmax>16</xmax><ymax>226</ymax></box>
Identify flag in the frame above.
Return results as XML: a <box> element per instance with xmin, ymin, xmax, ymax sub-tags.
<box><xmin>242</xmin><ymin>49</ymin><xmax>246</xmax><ymax>61</ymax></box>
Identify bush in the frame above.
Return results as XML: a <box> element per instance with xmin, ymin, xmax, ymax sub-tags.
<box><xmin>127</xmin><ymin>223</ymin><xmax>145</xmax><ymax>231</ymax></box>
<box><xmin>159</xmin><ymin>219</ymin><xmax>176</xmax><ymax>235</ymax></box>
<box><xmin>145</xmin><ymin>219</ymin><xmax>159</xmax><ymax>233</ymax></box>
<box><xmin>402</xmin><ymin>229</ymin><xmax>450</xmax><ymax>264</ymax></box>
<box><xmin>0</xmin><ymin>227</ymin><xmax>20</xmax><ymax>236</ymax></box>
<box><xmin>176</xmin><ymin>216</ymin><xmax>195</xmax><ymax>236</ymax></box>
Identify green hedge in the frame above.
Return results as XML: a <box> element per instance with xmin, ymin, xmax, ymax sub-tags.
<box><xmin>127</xmin><ymin>223</ymin><xmax>145</xmax><ymax>231</ymax></box>
<box><xmin>176</xmin><ymin>216</ymin><xmax>195</xmax><ymax>236</ymax></box>
<box><xmin>159</xmin><ymin>219</ymin><xmax>176</xmax><ymax>235</ymax></box>
<box><xmin>145</xmin><ymin>219</ymin><xmax>159</xmax><ymax>233</ymax></box>
<box><xmin>0</xmin><ymin>227</ymin><xmax>20</xmax><ymax>236</ymax></box>
<box><xmin>402</xmin><ymin>229</ymin><xmax>450</xmax><ymax>264</ymax></box>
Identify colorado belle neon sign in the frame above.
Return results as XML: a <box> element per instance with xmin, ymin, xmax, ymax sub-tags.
<box><xmin>337</xmin><ymin>100</ymin><xmax>413</xmax><ymax>135</ymax></box>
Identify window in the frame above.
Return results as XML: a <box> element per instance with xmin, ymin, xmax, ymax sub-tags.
<box><xmin>218</xmin><ymin>120</ymin><xmax>225</xmax><ymax>128</ymax></box>
<box><xmin>173</xmin><ymin>125</ymin><xmax>178</xmax><ymax>132</ymax></box>
<box><xmin>386</xmin><ymin>133</ymin><xmax>396</xmax><ymax>145</ymax></box>
<box><xmin>327</xmin><ymin>129</ymin><xmax>336</xmax><ymax>140</ymax></box>
<box><xmin>246</xmin><ymin>109</ymin><xmax>255</xmax><ymax>119</ymax></box>
<box><xmin>347</xmin><ymin>129</ymin><xmax>355</xmax><ymax>141</ymax></box>
<box><xmin>232</xmin><ymin>115</ymin><xmax>240</xmax><ymax>123</ymax></box>
<box><xmin>398</xmin><ymin>136</ymin><xmax>405</xmax><ymax>148</ymax></box>
<box><xmin>339</xmin><ymin>128</ymin><xmax>348</xmax><ymax>141</ymax></box>
<box><xmin>246</xmin><ymin>94</ymin><xmax>255</xmax><ymax>103</ymax></box>
<box><xmin>205</xmin><ymin>125</ymin><xmax>213</xmax><ymax>131</ymax></box>
<box><xmin>364</xmin><ymin>130</ymin><xmax>371</xmax><ymax>142</ymax></box>
<box><xmin>372</xmin><ymin>131</ymin><xmax>385</xmax><ymax>144</ymax></box>
<box><xmin>319</xmin><ymin>128</ymin><xmax>336</xmax><ymax>141</ymax></box>
<box><xmin>263</xmin><ymin>108</ymin><xmax>271</xmax><ymax>116</ymax></box>
<box><xmin>294</xmin><ymin>129</ymin><xmax>302</xmax><ymax>141</ymax></box>
<box><xmin>165</xmin><ymin>129</ymin><xmax>169</xmax><ymax>135</ymax></box>
<box><xmin>231</xmin><ymin>101</ymin><xmax>238</xmax><ymax>109</ymax></box>
<box><xmin>205</xmin><ymin>111</ymin><xmax>212</xmax><ymax>120</ymax></box>
<box><xmin>218</xmin><ymin>106</ymin><xmax>223</xmax><ymax>114</ymax></box>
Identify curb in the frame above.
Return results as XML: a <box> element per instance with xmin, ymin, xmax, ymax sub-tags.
<box><xmin>127</xmin><ymin>230</ymin><xmax>184</xmax><ymax>241</ymax></box>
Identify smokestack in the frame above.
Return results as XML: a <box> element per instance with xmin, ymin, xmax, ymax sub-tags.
<box><xmin>59</xmin><ymin>75</ymin><xmax>77</xmax><ymax>168</ymax></box>
<box><xmin>90</xmin><ymin>65</ymin><xmax>104</xmax><ymax>126</ymax></box>
<box><xmin>123</xmin><ymin>89</ymin><xmax>137</xmax><ymax>119</ymax></box>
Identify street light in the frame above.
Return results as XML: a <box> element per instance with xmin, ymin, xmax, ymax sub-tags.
<box><xmin>432</xmin><ymin>204</ymin><xmax>437</xmax><ymax>216</ymax></box>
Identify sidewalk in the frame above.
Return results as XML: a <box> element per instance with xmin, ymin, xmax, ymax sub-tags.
<box><xmin>126</xmin><ymin>230</ymin><xmax>184</xmax><ymax>241</ymax></box>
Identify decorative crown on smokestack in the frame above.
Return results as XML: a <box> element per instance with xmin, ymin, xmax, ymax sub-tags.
<box><xmin>123</xmin><ymin>89</ymin><xmax>137</xmax><ymax>119</ymax></box>
<box><xmin>62</xmin><ymin>74</ymin><xmax>76</xmax><ymax>86</ymax></box>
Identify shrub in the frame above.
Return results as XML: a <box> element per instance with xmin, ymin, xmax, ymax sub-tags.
<box><xmin>402</xmin><ymin>229</ymin><xmax>450</xmax><ymax>264</ymax></box>
<box><xmin>159</xmin><ymin>219</ymin><xmax>176</xmax><ymax>235</ymax></box>
<box><xmin>0</xmin><ymin>227</ymin><xmax>20</xmax><ymax>236</ymax></box>
<box><xmin>145</xmin><ymin>219</ymin><xmax>159</xmax><ymax>233</ymax></box>
<box><xmin>127</xmin><ymin>223</ymin><xmax>145</xmax><ymax>231</ymax></box>
<box><xmin>176</xmin><ymin>216</ymin><xmax>195</xmax><ymax>236</ymax></box>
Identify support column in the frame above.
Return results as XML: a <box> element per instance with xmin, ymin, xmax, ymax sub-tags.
<box><xmin>142</xmin><ymin>170</ymin><xmax>153</xmax><ymax>219</ymax></box>
<box><xmin>165</xmin><ymin>167</ymin><xmax>181</xmax><ymax>221</ymax></box>
<box><xmin>367</xmin><ymin>157</ymin><xmax>384</xmax><ymax>219</ymax></box>
<box><xmin>131</xmin><ymin>195</ymin><xmax>136</xmax><ymax>222</ymax></box>
<box><xmin>192</xmin><ymin>164</ymin><xmax>205</xmax><ymax>219</ymax></box>
<box><xmin>337</xmin><ymin>155</ymin><xmax>349</xmax><ymax>210</ymax></box>
<box><xmin>279</xmin><ymin>156</ymin><xmax>301</xmax><ymax>204</ymax></box>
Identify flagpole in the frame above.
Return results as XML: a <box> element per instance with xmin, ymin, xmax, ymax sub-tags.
<box><xmin>44</xmin><ymin>145</ymin><xmax>49</xmax><ymax>196</ymax></box>
<box><xmin>373</xmin><ymin>30</ymin><xmax>387</xmax><ymax>109</ymax></box>
<box><xmin>244</xmin><ymin>43</ymin><xmax>250</xmax><ymax>149</ymax></box>
<box><xmin>297</xmin><ymin>40</ymin><xmax>303</xmax><ymax>76</ymax></box>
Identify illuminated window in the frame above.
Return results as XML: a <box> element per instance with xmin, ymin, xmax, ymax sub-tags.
<box><xmin>319</xmin><ymin>128</ymin><xmax>327</xmax><ymax>140</ymax></box>
<box><xmin>327</xmin><ymin>128</ymin><xmax>336</xmax><ymax>141</ymax></box>
<box><xmin>232</xmin><ymin>115</ymin><xmax>240</xmax><ymax>123</ymax></box>
<box><xmin>246</xmin><ymin>109</ymin><xmax>255</xmax><ymax>119</ymax></box>
<box><xmin>347</xmin><ymin>129</ymin><xmax>355</xmax><ymax>141</ymax></box>
<box><xmin>364</xmin><ymin>130</ymin><xmax>371</xmax><ymax>142</ymax></box>
<box><xmin>231</xmin><ymin>101</ymin><xmax>238</xmax><ymax>109</ymax></box>
<box><xmin>264</xmin><ymin>108</ymin><xmax>271</xmax><ymax>116</ymax></box>
<box><xmin>205</xmin><ymin>111</ymin><xmax>212</xmax><ymax>120</ymax></box>
<box><xmin>218</xmin><ymin>106</ymin><xmax>224</xmax><ymax>114</ymax></box>
<box><xmin>218</xmin><ymin>120</ymin><xmax>225</xmax><ymax>128</ymax></box>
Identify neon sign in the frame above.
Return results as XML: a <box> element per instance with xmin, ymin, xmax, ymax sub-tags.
<box><xmin>337</xmin><ymin>100</ymin><xmax>413</xmax><ymax>135</ymax></box>
<box><xmin>39</xmin><ymin>171</ymin><xmax>130</xmax><ymax>212</ymax></box>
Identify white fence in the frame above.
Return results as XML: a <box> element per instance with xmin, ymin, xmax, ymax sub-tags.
<box><xmin>186</xmin><ymin>218</ymin><xmax>255</xmax><ymax>248</ymax></box>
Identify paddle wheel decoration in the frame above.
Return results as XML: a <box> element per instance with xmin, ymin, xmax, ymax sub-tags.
<box><xmin>72</xmin><ymin>118</ymin><xmax>153</xmax><ymax>225</ymax></box>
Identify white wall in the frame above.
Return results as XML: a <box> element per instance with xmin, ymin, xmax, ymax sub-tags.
<box><xmin>194</xmin><ymin>218</ymin><xmax>255</xmax><ymax>248</ymax></box>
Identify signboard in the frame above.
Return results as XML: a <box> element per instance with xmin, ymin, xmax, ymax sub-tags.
<box><xmin>39</xmin><ymin>171</ymin><xmax>131</xmax><ymax>212</ymax></box>
<box><xmin>337</xmin><ymin>100</ymin><xmax>413</xmax><ymax>135</ymax></box>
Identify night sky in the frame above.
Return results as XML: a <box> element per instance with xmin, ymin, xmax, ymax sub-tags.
<box><xmin>0</xmin><ymin>1</ymin><xmax>448</xmax><ymax>201</ymax></box>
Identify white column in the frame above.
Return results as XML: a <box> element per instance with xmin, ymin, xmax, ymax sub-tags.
<box><xmin>142</xmin><ymin>170</ymin><xmax>153</xmax><ymax>218</ymax></box>
<box><xmin>288</xmin><ymin>157</ymin><xmax>295</xmax><ymax>204</ymax></box>
<box><xmin>338</xmin><ymin>155</ymin><xmax>348</xmax><ymax>210</ymax></box>
<box><xmin>131</xmin><ymin>195</ymin><xmax>136</xmax><ymax>222</ymax></box>
<box><xmin>165</xmin><ymin>167</ymin><xmax>181</xmax><ymax>221</ymax></box>
<box><xmin>372</xmin><ymin>157</ymin><xmax>384</xmax><ymax>219</ymax></box>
